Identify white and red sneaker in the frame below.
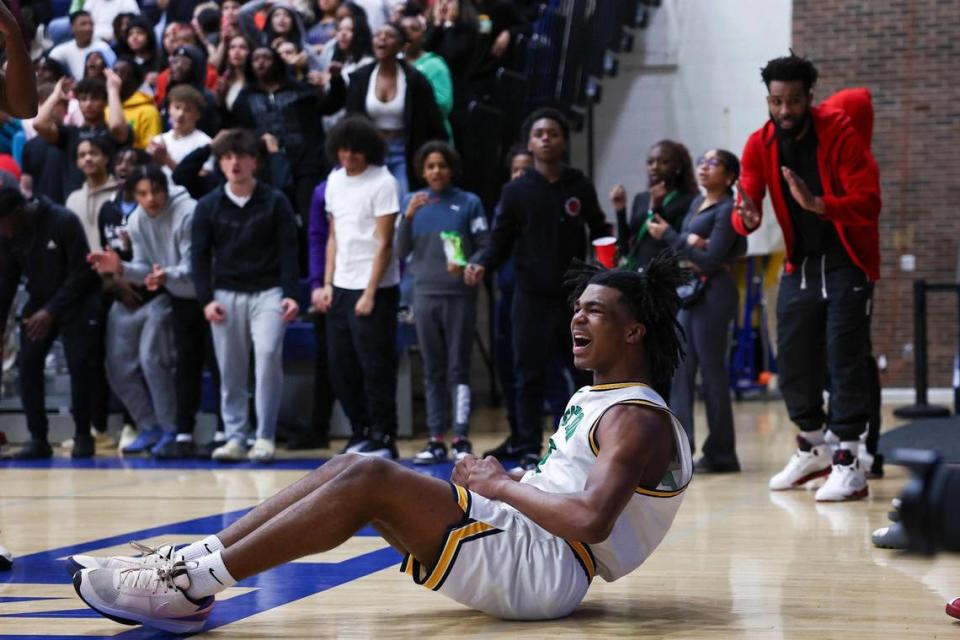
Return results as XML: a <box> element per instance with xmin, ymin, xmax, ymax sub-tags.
<box><xmin>769</xmin><ymin>435</ymin><xmax>832</xmax><ymax>491</ymax></box>
<box><xmin>815</xmin><ymin>449</ymin><xmax>869</xmax><ymax>502</ymax></box>
<box><xmin>73</xmin><ymin>561</ymin><xmax>215</xmax><ymax>634</ymax></box>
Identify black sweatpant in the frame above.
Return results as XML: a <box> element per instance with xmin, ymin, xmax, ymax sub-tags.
<box><xmin>326</xmin><ymin>286</ymin><xmax>399</xmax><ymax>440</ymax></box>
<box><xmin>18</xmin><ymin>294</ymin><xmax>102</xmax><ymax>442</ymax></box>
<box><xmin>311</xmin><ymin>312</ymin><xmax>334</xmax><ymax>441</ymax></box>
<box><xmin>170</xmin><ymin>295</ymin><xmax>218</xmax><ymax>436</ymax></box>
<box><xmin>512</xmin><ymin>290</ymin><xmax>590</xmax><ymax>454</ymax></box>
<box><xmin>777</xmin><ymin>261</ymin><xmax>873</xmax><ymax>441</ymax></box>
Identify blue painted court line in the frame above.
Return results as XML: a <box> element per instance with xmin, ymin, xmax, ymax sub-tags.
<box><xmin>0</xmin><ymin>507</ymin><xmax>404</xmax><ymax>639</ymax></box>
<box><xmin>0</xmin><ymin>459</ymin><xmax>479</xmax><ymax>638</ymax></box>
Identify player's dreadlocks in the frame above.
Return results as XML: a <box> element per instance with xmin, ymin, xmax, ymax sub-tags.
<box><xmin>565</xmin><ymin>251</ymin><xmax>688</xmax><ymax>391</ymax></box>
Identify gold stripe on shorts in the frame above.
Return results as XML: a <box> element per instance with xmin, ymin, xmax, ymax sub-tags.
<box><xmin>424</xmin><ymin>520</ymin><xmax>499</xmax><ymax>591</ymax></box>
<box><xmin>565</xmin><ymin>540</ymin><xmax>596</xmax><ymax>582</ymax></box>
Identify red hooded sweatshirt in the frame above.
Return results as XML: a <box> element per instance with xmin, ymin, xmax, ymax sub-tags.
<box><xmin>732</xmin><ymin>87</ymin><xmax>881</xmax><ymax>280</ymax></box>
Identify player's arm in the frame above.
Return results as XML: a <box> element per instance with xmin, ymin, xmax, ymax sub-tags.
<box><xmin>0</xmin><ymin>0</ymin><xmax>38</xmax><ymax>118</ymax></box>
<box><xmin>468</xmin><ymin>404</ymin><xmax>673</xmax><ymax>544</ymax></box>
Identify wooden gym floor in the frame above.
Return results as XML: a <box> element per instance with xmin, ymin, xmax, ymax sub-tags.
<box><xmin>1</xmin><ymin>399</ymin><xmax>958</xmax><ymax>639</ymax></box>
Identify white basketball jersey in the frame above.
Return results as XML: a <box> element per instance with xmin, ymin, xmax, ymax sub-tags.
<box><xmin>521</xmin><ymin>382</ymin><xmax>693</xmax><ymax>581</ymax></box>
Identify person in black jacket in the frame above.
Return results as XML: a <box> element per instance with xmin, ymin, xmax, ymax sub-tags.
<box><xmin>610</xmin><ymin>139</ymin><xmax>699</xmax><ymax>271</ymax></box>
<box><xmin>191</xmin><ymin>129</ymin><xmax>300</xmax><ymax>463</ymax></box>
<box><xmin>0</xmin><ymin>187</ymin><xmax>102</xmax><ymax>459</ymax></box>
<box><xmin>345</xmin><ymin>22</ymin><xmax>446</xmax><ymax>197</ymax></box>
<box><xmin>231</xmin><ymin>45</ymin><xmax>346</xmax><ymax>218</ymax></box>
<box><xmin>466</xmin><ymin>108</ymin><xmax>608</xmax><ymax>468</ymax></box>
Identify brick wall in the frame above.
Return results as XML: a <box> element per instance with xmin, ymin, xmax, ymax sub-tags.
<box><xmin>793</xmin><ymin>0</ymin><xmax>960</xmax><ymax>387</ymax></box>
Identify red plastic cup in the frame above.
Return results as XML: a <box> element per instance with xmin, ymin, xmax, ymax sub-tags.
<box><xmin>592</xmin><ymin>236</ymin><xmax>617</xmax><ymax>268</ymax></box>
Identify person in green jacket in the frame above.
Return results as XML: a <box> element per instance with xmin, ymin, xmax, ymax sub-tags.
<box><xmin>400</xmin><ymin>11</ymin><xmax>454</xmax><ymax>143</ymax></box>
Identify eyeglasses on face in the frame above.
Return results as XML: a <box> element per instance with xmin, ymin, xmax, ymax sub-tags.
<box><xmin>696</xmin><ymin>156</ymin><xmax>721</xmax><ymax>168</ymax></box>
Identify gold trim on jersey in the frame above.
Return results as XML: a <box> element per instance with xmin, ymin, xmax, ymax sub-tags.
<box><xmin>586</xmin><ymin>399</ymin><xmax>690</xmax><ymax>498</ymax></box>
<box><xmin>589</xmin><ymin>382</ymin><xmax>652</xmax><ymax>392</ymax></box>
<box><xmin>453</xmin><ymin>483</ymin><xmax>471</xmax><ymax>513</ymax></box>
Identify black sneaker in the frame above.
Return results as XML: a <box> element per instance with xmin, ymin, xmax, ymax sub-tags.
<box><xmin>71</xmin><ymin>435</ymin><xmax>95</xmax><ymax>459</ymax></box>
<box><xmin>451</xmin><ymin>438</ymin><xmax>473</xmax><ymax>461</ymax></box>
<box><xmin>341</xmin><ymin>431</ymin><xmax>370</xmax><ymax>455</ymax></box>
<box><xmin>356</xmin><ymin>434</ymin><xmax>398</xmax><ymax>460</ymax></box>
<box><xmin>413</xmin><ymin>439</ymin><xmax>448</xmax><ymax>465</ymax></box>
<box><xmin>153</xmin><ymin>439</ymin><xmax>196</xmax><ymax>460</ymax></box>
<box><xmin>482</xmin><ymin>437</ymin><xmax>520</xmax><ymax>460</ymax></box>
<box><xmin>14</xmin><ymin>440</ymin><xmax>53</xmax><ymax>460</ymax></box>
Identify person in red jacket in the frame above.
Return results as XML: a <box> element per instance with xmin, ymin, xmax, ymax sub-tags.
<box><xmin>733</xmin><ymin>54</ymin><xmax>881</xmax><ymax>502</ymax></box>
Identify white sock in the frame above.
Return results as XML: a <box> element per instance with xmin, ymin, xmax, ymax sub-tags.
<box><xmin>179</xmin><ymin>535</ymin><xmax>225</xmax><ymax>562</ymax></box>
<box><xmin>800</xmin><ymin>430</ymin><xmax>825</xmax><ymax>446</ymax></box>
<box><xmin>185</xmin><ymin>551</ymin><xmax>236</xmax><ymax>599</ymax></box>
<box><xmin>176</xmin><ymin>433</ymin><xmax>194</xmax><ymax>443</ymax></box>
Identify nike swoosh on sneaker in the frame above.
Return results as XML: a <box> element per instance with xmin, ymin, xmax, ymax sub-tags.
<box><xmin>209</xmin><ymin>568</ymin><xmax>224</xmax><ymax>585</ymax></box>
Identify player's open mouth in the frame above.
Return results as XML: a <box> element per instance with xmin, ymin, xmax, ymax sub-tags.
<box><xmin>572</xmin><ymin>334</ymin><xmax>592</xmax><ymax>354</ymax></box>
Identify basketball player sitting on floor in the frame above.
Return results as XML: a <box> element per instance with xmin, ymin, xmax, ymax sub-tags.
<box><xmin>69</xmin><ymin>254</ymin><xmax>694</xmax><ymax>634</ymax></box>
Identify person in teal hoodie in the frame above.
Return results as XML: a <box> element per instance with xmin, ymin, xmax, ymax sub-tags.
<box><xmin>396</xmin><ymin>141</ymin><xmax>488</xmax><ymax>464</ymax></box>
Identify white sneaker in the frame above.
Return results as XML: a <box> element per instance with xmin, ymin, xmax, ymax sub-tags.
<box><xmin>118</xmin><ymin>425</ymin><xmax>138</xmax><ymax>452</ymax></box>
<box><xmin>73</xmin><ymin>562</ymin><xmax>214</xmax><ymax>634</ymax></box>
<box><xmin>69</xmin><ymin>541</ymin><xmax>182</xmax><ymax>573</ymax></box>
<box><xmin>769</xmin><ymin>436</ymin><xmax>832</xmax><ymax>490</ymax></box>
<box><xmin>212</xmin><ymin>439</ymin><xmax>247</xmax><ymax>462</ymax></box>
<box><xmin>815</xmin><ymin>451</ymin><xmax>869</xmax><ymax>502</ymax></box>
<box><xmin>248</xmin><ymin>438</ymin><xmax>275</xmax><ymax>462</ymax></box>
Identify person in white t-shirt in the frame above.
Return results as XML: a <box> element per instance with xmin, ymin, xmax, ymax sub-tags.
<box><xmin>147</xmin><ymin>84</ymin><xmax>214</xmax><ymax>179</ymax></box>
<box><xmin>49</xmin><ymin>11</ymin><xmax>112</xmax><ymax>80</ymax></box>
<box><xmin>315</xmin><ymin>115</ymin><xmax>400</xmax><ymax>459</ymax></box>
<box><xmin>82</xmin><ymin>0</ymin><xmax>141</xmax><ymax>44</ymax></box>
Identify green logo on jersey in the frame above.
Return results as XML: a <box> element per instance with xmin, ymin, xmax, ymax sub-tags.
<box><xmin>560</xmin><ymin>405</ymin><xmax>584</xmax><ymax>441</ymax></box>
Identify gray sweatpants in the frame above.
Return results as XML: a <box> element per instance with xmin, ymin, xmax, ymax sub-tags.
<box><xmin>105</xmin><ymin>295</ymin><xmax>177</xmax><ymax>431</ymax></box>
<box><xmin>414</xmin><ymin>293</ymin><xmax>476</xmax><ymax>438</ymax></box>
<box><xmin>209</xmin><ymin>288</ymin><xmax>286</xmax><ymax>443</ymax></box>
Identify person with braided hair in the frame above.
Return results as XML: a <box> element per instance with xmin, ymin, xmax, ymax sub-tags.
<box><xmin>71</xmin><ymin>253</ymin><xmax>692</xmax><ymax>633</ymax></box>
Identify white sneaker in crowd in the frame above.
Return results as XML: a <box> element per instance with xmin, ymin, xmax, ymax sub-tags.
<box><xmin>815</xmin><ymin>449</ymin><xmax>869</xmax><ymax>502</ymax></box>
<box><xmin>247</xmin><ymin>439</ymin><xmax>275</xmax><ymax>462</ymax></box>
<box><xmin>211</xmin><ymin>439</ymin><xmax>247</xmax><ymax>462</ymax></box>
<box><xmin>769</xmin><ymin>435</ymin><xmax>832</xmax><ymax>491</ymax></box>
<box><xmin>118</xmin><ymin>425</ymin><xmax>138</xmax><ymax>452</ymax></box>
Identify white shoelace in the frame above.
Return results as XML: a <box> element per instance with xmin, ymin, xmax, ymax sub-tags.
<box><xmin>118</xmin><ymin>563</ymin><xmax>186</xmax><ymax>594</ymax></box>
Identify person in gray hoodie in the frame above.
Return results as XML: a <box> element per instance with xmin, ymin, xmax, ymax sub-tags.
<box><xmin>396</xmin><ymin>141</ymin><xmax>488</xmax><ymax>465</ymax></box>
<box><xmin>88</xmin><ymin>165</ymin><xmax>199</xmax><ymax>459</ymax></box>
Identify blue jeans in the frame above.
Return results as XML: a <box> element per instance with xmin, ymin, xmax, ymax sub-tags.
<box><xmin>384</xmin><ymin>137</ymin><xmax>408</xmax><ymax>202</ymax></box>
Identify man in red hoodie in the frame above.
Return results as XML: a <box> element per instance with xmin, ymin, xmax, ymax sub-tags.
<box><xmin>733</xmin><ymin>54</ymin><xmax>881</xmax><ymax>502</ymax></box>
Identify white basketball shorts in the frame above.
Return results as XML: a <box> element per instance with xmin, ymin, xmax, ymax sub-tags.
<box><xmin>400</xmin><ymin>484</ymin><xmax>595</xmax><ymax>620</ymax></box>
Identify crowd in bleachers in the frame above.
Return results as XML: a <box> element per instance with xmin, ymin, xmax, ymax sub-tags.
<box><xmin>0</xmin><ymin>0</ymin><xmax>579</xmax><ymax>465</ymax></box>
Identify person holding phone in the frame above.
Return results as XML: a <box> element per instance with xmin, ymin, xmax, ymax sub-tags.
<box><xmin>733</xmin><ymin>54</ymin><xmax>881</xmax><ymax>502</ymax></box>
<box><xmin>610</xmin><ymin>140</ymin><xmax>699</xmax><ymax>271</ymax></box>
